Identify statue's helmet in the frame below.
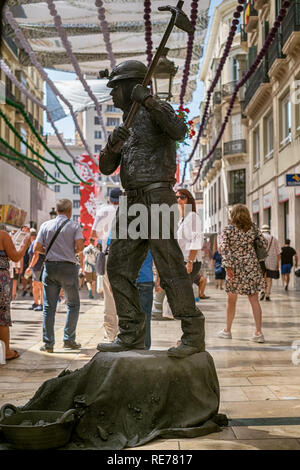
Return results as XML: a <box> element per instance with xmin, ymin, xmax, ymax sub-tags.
<box><xmin>107</xmin><ymin>60</ymin><xmax>147</xmax><ymax>88</ymax></box>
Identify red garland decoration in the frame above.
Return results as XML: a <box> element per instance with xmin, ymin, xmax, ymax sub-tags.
<box><xmin>144</xmin><ymin>0</ymin><xmax>153</xmax><ymax>67</ymax></box>
<box><xmin>179</xmin><ymin>0</ymin><xmax>198</xmax><ymax>105</ymax></box>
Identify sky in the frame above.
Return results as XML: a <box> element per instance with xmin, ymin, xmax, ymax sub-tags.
<box><xmin>44</xmin><ymin>0</ymin><xmax>222</xmax><ymax>146</ymax></box>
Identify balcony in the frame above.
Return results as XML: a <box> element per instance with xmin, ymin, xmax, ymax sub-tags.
<box><xmin>222</xmin><ymin>81</ymin><xmax>238</xmax><ymax>99</ymax></box>
<box><xmin>228</xmin><ymin>189</ymin><xmax>246</xmax><ymax>205</ymax></box>
<box><xmin>244</xmin><ymin>61</ymin><xmax>271</xmax><ymax>116</ymax></box>
<box><xmin>282</xmin><ymin>1</ymin><xmax>300</xmax><ymax>59</ymax></box>
<box><xmin>244</xmin><ymin>2</ymin><xmax>259</xmax><ymax>33</ymax></box>
<box><xmin>213</xmin><ymin>91</ymin><xmax>221</xmax><ymax>106</ymax></box>
<box><xmin>5</xmin><ymin>87</ymin><xmax>15</xmax><ymax>103</ymax></box>
<box><xmin>268</xmin><ymin>30</ymin><xmax>287</xmax><ymax>80</ymax></box>
<box><xmin>223</xmin><ymin>139</ymin><xmax>247</xmax><ymax>158</ymax></box>
<box><xmin>240</xmin><ymin>26</ymin><xmax>248</xmax><ymax>52</ymax></box>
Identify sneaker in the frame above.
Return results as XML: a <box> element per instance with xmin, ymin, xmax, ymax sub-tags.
<box><xmin>251</xmin><ymin>333</ymin><xmax>265</xmax><ymax>343</ymax></box>
<box><xmin>22</xmin><ymin>290</ymin><xmax>28</xmax><ymax>297</ymax></box>
<box><xmin>40</xmin><ymin>344</ymin><xmax>53</xmax><ymax>353</ymax></box>
<box><xmin>259</xmin><ymin>292</ymin><xmax>265</xmax><ymax>301</ymax></box>
<box><xmin>63</xmin><ymin>340</ymin><xmax>81</xmax><ymax>350</ymax></box>
<box><xmin>265</xmin><ymin>296</ymin><xmax>270</xmax><ymax>301</ymax></box>
<box><xmin>199</xmin><ymin>295</ymin><xmax>210</xmax><ymax>299</ymax></box>
<box><xmin>34</xmin><ymin>305</ymin><xmax>43</xmax><ymax>311</ymax></box>
<box><xmin>285</xmin><ymin>285</ymin><xmax>288</xmax><ymax>291</ymax></box>
<box><xmin>28</xmin><ymin>303</ymin><xmax>38</xmax><ymax>310</ymax></box>
<box><xmin>217</xmin><ymin>329</ymin><xmax>232</xmax><ymax>339</ymax></box>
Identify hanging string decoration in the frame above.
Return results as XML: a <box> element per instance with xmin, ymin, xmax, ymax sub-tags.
<box><xmin>144</xmin><ymin>0</ymin><xmax>153</xmax><ymax>67</ymax></box>
<box><xmin>46</xmin><ymin>0</ymin><xmax>107</xmax><ymax>141</ymax></box>
<box><xmin>181</xmin><ymin>0</ymin><xmax>246</xmax><ymax>184</ymax></box>
<box><xmin>0</xmin><ymin>59</ymin><xmax>95</xmax><ymax>184</ymax></box>
<box><xmin>190</xmin><ymin>0</ymin><xmax>291</xmax><ymax>187</ymax></box>
<box><xmin>4</xmin><ymin>5</ymin><xmax>97</xmax><ymax>167</ymax></box>
<box><xmin>95</xmin><ymin>0</ymin><xmax>116</xmax><ymax>69</ymax></box>
<box><xmin>179</xmin><ymin>0</ymin><xmax>199</xmax><ymax>106</ymax></box>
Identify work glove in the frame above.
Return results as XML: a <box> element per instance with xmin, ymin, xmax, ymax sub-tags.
<box><xmin>109</xmin><ymin>125</ymin><xmax>130</xmax><ymax>146</ymax></box>
<box><xmin>131</xmin><ymin>84</ymin><xmax>152</xmax><ymax>106</ymax></box>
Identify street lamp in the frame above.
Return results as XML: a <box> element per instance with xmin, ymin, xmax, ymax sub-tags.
<box><xmin>152</xmin><ymin>48</ymin><xmax>178</xmax><ymax>101</ymax></box>
<box><xmin>49</xmin><ymin>207</ymin><xmax>57</xmax><ymax>219</ymax></box>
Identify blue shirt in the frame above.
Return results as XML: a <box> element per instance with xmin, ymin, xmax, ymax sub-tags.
<box><xmin>36</xmin><ymin>214</ymin><xmax>83</xmax><ymax>264</ymax></box>
<box><xmin>137</xmin><ymin>250</ymin><xmax>153</xmax><ymax>283</ymax></box>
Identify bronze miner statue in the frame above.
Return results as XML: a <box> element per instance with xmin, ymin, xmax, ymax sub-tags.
<box><xmin>96</xmin><ymin>60</ymin><xmax>205</xmax><ymax>358</ymax></box>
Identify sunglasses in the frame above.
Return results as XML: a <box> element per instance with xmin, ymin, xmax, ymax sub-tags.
<box><xmin>176</xmin><ymin>195</ymin><xmax>188</xmax><ymax>200</ymax></box>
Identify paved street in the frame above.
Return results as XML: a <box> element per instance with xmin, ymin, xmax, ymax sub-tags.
<box><xmin>1</xmin><ymin>284</ymin><xmax>300</xmax><ymax>450</ymax></box>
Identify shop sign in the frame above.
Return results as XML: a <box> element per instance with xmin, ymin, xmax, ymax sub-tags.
<box><xmin>286</xmin><ymin>174</ymin><xmax>300</xmax><ymax>186</ymax></box>
<box><xmin>0</xmin><ymin>204</ymin><xmax>27</xmax><ymax>227</ymax></box>
<box><xmin>263</xmin><ymin>192</ymin><xmax>272</xmax><ymax>209</ymax></box>
<box><xmin>278</xmin><ymin>185</ymin><xmax>289</xmax><ymax>203</ymax></box>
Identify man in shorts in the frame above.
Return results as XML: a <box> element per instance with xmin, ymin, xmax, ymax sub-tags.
<box><xmin>281</xmin><ymin>239</ymin><xmax>298</xmax><ymax>291</ymax></box>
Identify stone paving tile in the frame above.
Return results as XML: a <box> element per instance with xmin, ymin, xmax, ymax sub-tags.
<box><xmin>1</xmin><ymin>286</ymin><xmax>300</xmax><ymax>451</ymax></box>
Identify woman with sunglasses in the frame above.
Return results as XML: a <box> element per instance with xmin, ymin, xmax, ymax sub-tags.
<box><xmin>175</xmin><ymin>189</ymin><xmax>203</xmax><ymax>281</ymax></box>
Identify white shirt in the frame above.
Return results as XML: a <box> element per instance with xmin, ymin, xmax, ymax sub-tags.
<box><xmin>177</xmin><ymin>211</ymin><xmax>203</xmax><ymax>262</ymax></box>
<box><xmin>92</xmin><ymin>204</ymin><xmax>117</xmax><ymax>251</ymax></box>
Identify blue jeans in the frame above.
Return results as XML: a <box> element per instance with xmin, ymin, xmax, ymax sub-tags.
<box><xmin>137</xmin><ymin>282</ymin><xmax>154</xmax><ymax>350</ymax></box>
<box><xmin>42</xmin><ymin>261</ymin><xmax>80</xmax><ymax>347</ymax></box>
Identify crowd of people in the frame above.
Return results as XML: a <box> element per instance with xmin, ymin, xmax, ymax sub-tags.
<box><xmin>0</xmin><ymin>195</ymin><xmax>299</xmax><ymax>361</ymax></box>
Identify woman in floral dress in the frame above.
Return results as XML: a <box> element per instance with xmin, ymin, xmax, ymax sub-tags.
<box><xmin>217</xmin><ymin>204</ymin><xmax>267</xmax><ymax>343</ymax></box>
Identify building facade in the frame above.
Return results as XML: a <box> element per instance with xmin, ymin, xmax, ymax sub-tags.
<box><xmin>0</xmin><ymin>31</ymin><xmax>56</xmax><ymax>230</ymax></box>
<box><xmin>194</xmin><ymin>0</ymin><xmax>248</xmax><ymax>235</ymax></box>
<box><xmin>244</xmin><ymin>0</ymin><xmax>300</xmax><ymax>255</ymax></box>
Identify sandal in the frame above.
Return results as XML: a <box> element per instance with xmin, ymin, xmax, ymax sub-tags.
<box><xmin>6</xmin><ymin>350</ymin><xmax>20</xmax><ymax>361</ymax></box>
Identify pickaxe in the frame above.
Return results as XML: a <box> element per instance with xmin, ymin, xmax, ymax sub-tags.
<box><xmin>124</xmin><ymin>0</ymin><xmax>193</xmax><ymax>129</ymax></box>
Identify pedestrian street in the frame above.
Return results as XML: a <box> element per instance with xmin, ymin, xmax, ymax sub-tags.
<box><xmin>1</xmin><ymin>285</ymin><xmax>300</xmax><ymax>450</ymax></box>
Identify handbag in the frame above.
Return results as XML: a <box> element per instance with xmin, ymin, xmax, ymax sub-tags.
<box><xmin>39</xmin><ymin>218</ymin><xmax>70</xmax><ymax>281</ymax></box>
<box><xmin>253</xmin><ymin>226</ymin><xmax>271</xmax><ymax>275</ymax></box>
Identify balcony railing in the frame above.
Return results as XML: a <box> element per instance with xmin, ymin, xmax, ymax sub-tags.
<box><xmin>228</xmin><ymin>189</ymin><xmax>246</xmax><ymax>205</ymax></box>
<box><xmin>222</xmin><ymin>81</ymin><xmax>238</xmax><ymax>97</ymax></box>
<box><xmin>213</xmin><ymin>91</ymin><xmax>221</xmax><ymax>105</ymax></box>
<box><xmin>268</xmin><ymin>30</ymin><xmax>286</xmax><ymax>69</ymax></box>
<box><xmin>282</xmin><ymin>1</ymin><xmax>300</xmax><ymax>47</ymax></box>
<box><xmin>224</xmin><ymin>139</ymin><xmax>246</xmax><ymax>156</ymax></box>
<box><xmin>244</xmin><ymin>61</ymin><xmax>269</xmax><ymax>108</ymax></box>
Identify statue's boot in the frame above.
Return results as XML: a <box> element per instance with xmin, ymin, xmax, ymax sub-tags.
<box><xmin>167</xmin><ymin>313</ymin><xmax>205</xmax><ymax>358</ymax></box>
<box><xmin>97</xmin><ymin>315</ymin><xmax>146</xmax><ymax>352</ymax></box>
<box><xmin>97</xmin><ymin>338</ymin><xmax>145</xmax><ymax>352</ymax></box>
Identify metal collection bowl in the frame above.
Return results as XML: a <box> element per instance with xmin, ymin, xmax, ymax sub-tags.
<box><xmin>0</xmin><ymin>403</ymin><xmax>78</xmax><ymax>450</ymax></box>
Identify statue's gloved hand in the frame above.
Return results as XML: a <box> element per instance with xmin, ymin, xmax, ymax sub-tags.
<box><xmin>131</xmin><ymin>84</ymin><xmax>152</xmax><ymax>106</ymax></box>
<box><xmin>109</xmin><ymin>125</ymin><xmax>130</xmax><ymax>146</ymax></box>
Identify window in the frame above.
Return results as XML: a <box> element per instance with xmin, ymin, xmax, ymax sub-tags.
<box><xmin>264</xmin><ymin>113</ymin><xmax>274</xmax><ymax>160</ymax></box>
<box><xmin>229</xmin><ymin>169</ymin><xmax>246</xmax><ymax>205</ymax></box>
<box><xmin>94</xmin><ymin>116</ymin><xmax>100</xmax><ymax>125</ymax></box>
<box><xmin>107</xmin><ymin>117</ymin><xmax>120</xmax><ymax>127</ymax></box>
<box><xmin>73</xmin><ymin>185</ymin><xmax>80</xmax><ymax>195</ymax></box>
<box><xmin>213</xmin><ymin>182</ymin><xmax>217</xmax><ymax>214</ymax></box>
<box><xmin>218</xmin><ymin>176</ymin><xmax>221</xmax><ymax>210</ymax></box>
<box><xmin>20</xmin><ymin>127</ymin><xmax>27</xmax><ymax>155</ymax></box>
<box><xmin>253</xmin><ymin>127</ymin><xmax>260</xmax><ymax>170</ymax></box>
<box><xmin>232</xmin><ymin>57</ymin><xmax>239</xmax><ymax>82</ymax></box>
<box><xmin>280</xmin><ymin>94</ymin><xmax>292</xmax><ymax>147</ymax></box>
<box><xmin>94</xmin><ymin>130</ymin><xmax>102</xmax><ymax>139</ymax></box>
<box><xmin>54</xmin><ymin>185</ymin><xmax>60</xmax><ymax>193</ymax></box>
<box><xmin>54</xmin><ymin>171</ymin><xmax>60</xmax><ymax>178</ymax></box>
<box><xmin>94</xmin><ymin>144</ymin><xmax>102</xmax><ymax>153</ymax></box>
<box><xmin>73</xmin><ymin>200</ymin><xmax>80</xmax><ymax>209</ymax></box>
<box><xmin>106</xmin><ymin>104</ymin><xmax>119</xmax><ymax>112</ymax></box>
<box><xmin>231</xmin><ymin>114</ymin><xmax>242</xmax><ymax>141</ymax></box>
<box><xmin>73</xmin><ymin>215</ymin><xmax>80</xmax><ymax>223</ymax></box>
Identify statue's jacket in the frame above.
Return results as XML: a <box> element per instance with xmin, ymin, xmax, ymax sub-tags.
<box><xmin>99</xmin><ymin>99</ymin><xmax>187</xmax><ymax>190</ymax></box>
